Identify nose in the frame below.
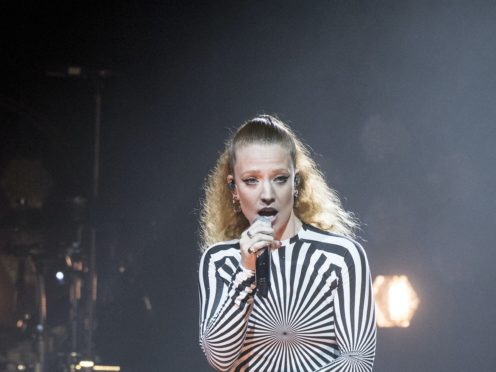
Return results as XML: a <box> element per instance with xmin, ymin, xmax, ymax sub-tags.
<box><xmin>261</xmin><ymin>179</ymin><xmax>275</xmax><ymax>205</ymax></box>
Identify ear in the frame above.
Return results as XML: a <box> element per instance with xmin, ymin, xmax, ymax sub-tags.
<box><xmin>294</xmin><ymin>171</ymin><xmax>300</xmax><ymax>187</ymax></box>
<box><xmin>226</xmin><ymin>175</ymin><xmax>237</xmax><ymax>194</ymax></box>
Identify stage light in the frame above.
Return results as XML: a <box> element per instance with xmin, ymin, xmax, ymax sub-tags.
<box><xmin>93</xmin><ymin>366</ymin><xmax>121</xmax><ymax>371</ymax></box>
<box><xmin>373</xmin><ymin>275</ymin><xmax>419</xmax><ymax>327</ymax></box>
<box><xmin>68</xmin><ymin>66</ymin><xmax>82</xmax><ymax>76</ymax></box>
<box><xmin>74</xmin><ymin>362</ymin><xmax>121</xmax><ymax>371</ymax></box>
<box><xmin>56</xmin><ymin>271</ymin><xmax>65</xmax><ymax>281</ymax></box>
<box><xmin>78</xmin><ymin>360</ymin><xmax>95</xmax><ymax>368</ymax></box>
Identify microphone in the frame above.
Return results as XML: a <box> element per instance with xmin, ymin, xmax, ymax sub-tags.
<box><xmin>254</xmin><ymin>216</ymin><xmax>271</xmax><ymax>298</ymax></box>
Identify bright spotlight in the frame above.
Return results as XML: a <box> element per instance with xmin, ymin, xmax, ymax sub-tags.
<box><xmin>56</xmin><ymin>271</ymin><xmax>65</xmax><ymax>281</ymax></box>
<box><xmin>373</xmin><ymin>275</ymin><xmax>419</xmax><ymax>327</ymax></box>
<box><xmin>78</xmin><ymin>360</ymin><xmax>95</xmax><ymax>368</ymax></box>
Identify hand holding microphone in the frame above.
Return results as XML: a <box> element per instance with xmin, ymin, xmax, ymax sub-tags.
<box><xmin>240</xmin><ymin>216</ymin><xmax>281</xmax><ymax>297</ymax></box>
<box><xmin>254</xmin><ymin>217</ymin><xmax>272</xmax><ymax>297</ymax></box>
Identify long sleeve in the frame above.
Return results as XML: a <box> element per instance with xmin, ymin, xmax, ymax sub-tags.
<box><xmin>198</xmin><ymin>227</ymin><xmax>376</xmax><ymax>372</ymax></box>
<box><xmin>315</xmin><ymin>242</ymin><xmax>377</xmax><ymax>372</ymax></box>
<box><xmin>198</xmin><ymin>244</ymin><xmax>256</xmax><ymax>371</ymax></box>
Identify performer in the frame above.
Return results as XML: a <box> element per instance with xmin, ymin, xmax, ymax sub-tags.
<box><xmin>198</xmin><ymin>115</ymin><xmax>376</xmax><ymax>371</ymax></box>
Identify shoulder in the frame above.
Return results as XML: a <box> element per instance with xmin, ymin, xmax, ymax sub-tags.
<box><xmin>299</xmin><ymin>223</ymin><xmax>367</xmax><ymax>260</ymax></box>
<box><xmin>198</xmin><ymin>240</ymin><xmax>242</xmax><ymax>283</ymax></box>
<box><xmin>199</xmin><ymin>239</ymin><xmax>240</xmax><ymax>264</ymax></box>
<box><xmin>300</xmin><ymin>224</ymin><xmax>371</xmax><ymax>274</ymax></box>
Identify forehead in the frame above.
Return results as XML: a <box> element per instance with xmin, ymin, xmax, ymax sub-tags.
<box><xmin>233</xmin><ymin>143</ymin><xmax>293</xmax><ymax>173</ymax></box>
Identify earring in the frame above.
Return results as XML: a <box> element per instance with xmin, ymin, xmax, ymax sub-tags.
<box><xmin>232</xmin><ymin>196</ymin><xmax>241</xmax><ymax>213</ymax></box>
<box><xmin>293</xmin><ymin>189</ymin><xmax>299</xmax><ymax>208</ymax></box>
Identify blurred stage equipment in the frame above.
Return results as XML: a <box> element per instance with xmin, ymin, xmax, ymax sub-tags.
<box><xmin>0</xmin><ymin>159</ymin><xmax>53</xmax><ymax>210</ymax></box>
<box><xmin>45</xmin><ymin>65</ymin><xmax>112</xmax><ymax>370</ymax></box>
<box><xmin>74</xmin><ymin>361</ymin><xmax>121</xmax><ymax>371</ymax></box>
<box><xmin>373</xmin><ymin>275</ymin><xmax>420</xmax><ymax>327</ymax></box>
<box><xmin>0</xmin><ymin>159</ymin><xmax>54</xmax><ymax>372</ymax></box>
<box><xmin>0</xmin><ymin>66</ymin><xmax>117</xmax><ymax>371</ymax></box>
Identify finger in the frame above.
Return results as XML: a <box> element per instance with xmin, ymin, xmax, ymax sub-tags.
<box><xmin>248</xmin><ymin>233</ymin><xmax>275</xmax><ymax>245</ymax></box>
<box><xmin>240</xmin><ymin>234</ymin><xmax>272</xmax><ymax>252</ymax></box>
<box><xmin>251</xmin><ymin>218</ymin><xmax>272</xmax><ymax>228</ymax></box>
<box><xmin>249</xmin><ymin>238</ymin><xmax>278</xmax><ymax>253</ymax></box>
<box><xmin>252</xmin><ymin>216</ymin><xmax>272</xmax><ymax>226</ymax></box>
<box><xmin>250</xmin><ymin>228</ymin><xmax>274</xmax><ymax>238</ymax></box>
<box><xmin>246</xmin><ymin>224</ymin><xmax>273</xmax><ymax>238</ymax></box>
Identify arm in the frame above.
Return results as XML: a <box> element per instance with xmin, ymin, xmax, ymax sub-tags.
<box><xmin>198</xmin><ymin>245</ymin><xmax>256</xmax><ymax>371</ymax></box>
<box><xmin>316</xmin><ymin>242</ymin><xmax>377</xmax><ymax>372</ymax></box>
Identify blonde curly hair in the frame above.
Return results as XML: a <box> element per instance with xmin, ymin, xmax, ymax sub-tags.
<box><xmin>199</xmin><ymin>115</ymin><xmax>358</xmax><ymax>250</ymax></box>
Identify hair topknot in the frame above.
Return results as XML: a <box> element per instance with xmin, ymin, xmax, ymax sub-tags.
<box><xmin>227</xmin><ymin>115</ymin><xmax>297</xmax><ymax>171</ymax></box>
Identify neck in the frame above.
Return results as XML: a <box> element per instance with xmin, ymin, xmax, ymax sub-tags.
<box><xmin>278</xmin><ymin>212</ymin><xmax>302</xmax><ymax>240</ymax></box>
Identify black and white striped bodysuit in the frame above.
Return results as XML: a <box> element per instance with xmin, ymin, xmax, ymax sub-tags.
<box><xmin>199</xmin><ymin>223</ymin><xmax>376</xmax><ymax>372</ymax></box>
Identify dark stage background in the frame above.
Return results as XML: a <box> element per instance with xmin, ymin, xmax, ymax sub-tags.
<box><xmin>1</xmin><ymin>1</ymin><xmax>495</xmax><ymax>371</ymax></box>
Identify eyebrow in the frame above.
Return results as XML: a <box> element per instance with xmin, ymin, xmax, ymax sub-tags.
<box><xmin>240</xmin><ymin>169</ymin><xmax>291</xmax><ymax>177</ymax></box>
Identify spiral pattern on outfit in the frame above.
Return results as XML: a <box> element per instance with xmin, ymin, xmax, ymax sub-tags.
<box><xmin>199</xmin><ymin>224</ymin><xmax>376</xmax><ymax>372</ymax></box>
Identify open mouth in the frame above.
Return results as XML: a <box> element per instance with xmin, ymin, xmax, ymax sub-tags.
<box><xmin>258</xmin><ymin>207</ymin><xmax>278</xmax><ymax>220</ymax></box>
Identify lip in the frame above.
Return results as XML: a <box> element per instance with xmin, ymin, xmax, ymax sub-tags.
<box><xmin>258</xmin><ymin>207</ymin><xmax>278</xmax><ymax>215</ymax></box>
<box><xmin>257</xmin><ymin>208</ymin><xmax>278</xmax><ymax>225</ymax></box>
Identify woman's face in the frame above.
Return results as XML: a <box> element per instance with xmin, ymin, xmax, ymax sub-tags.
<box><xmin>228</xmin><ymin>143</ymin><xmax>298</xmax><ymax>240</ymax></box>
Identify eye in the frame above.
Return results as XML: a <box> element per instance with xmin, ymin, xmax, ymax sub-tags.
<box><xmin>242</xmin><ymin>177</ymin><xmax>258</xmax><ymax>185</ymax></box>
<box><xmin>274</xmin><ymin>175</ymin><xmax>289</xmax><ymax>183</ymax></box>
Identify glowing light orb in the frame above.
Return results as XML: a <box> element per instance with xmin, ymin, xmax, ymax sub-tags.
<box><xmin>373</xmin><ymin>275</ymin><xmax>419</xmax><ymax>327</ymax></box>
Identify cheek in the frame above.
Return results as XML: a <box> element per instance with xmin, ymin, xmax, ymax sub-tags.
<box><xmin>281</xmin><ymin>186</ymin><xmax>294</xmax><ymax>203</ymax></box>
<box><xmin>273</xmin><ymin>188</ymin><xmax>294</xmax><ymax>214</ymax></box>
<box><xmin>238</xmin><ymin>189</ymin><xmax>256</xmax><ymax>209</ymax></box>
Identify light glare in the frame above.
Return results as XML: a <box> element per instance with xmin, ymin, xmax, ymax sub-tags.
<box><xmin>79</xmin><ymin>360</ymin><xmax>95</xmax><ymax>368</ymax></box>
<box><xmin>373</xmin><ymin>275</ymin><xmax>419</xmax><ymax>327</ymax></box>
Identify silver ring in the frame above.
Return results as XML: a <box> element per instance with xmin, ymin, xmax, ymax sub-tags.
<box><xmin>247</xmin><ymin>230</ymin><xmax>253</xmax><ymax>239</ymax></box>
<box><xmin>247</xmin><ymin>247</ymin><xmax>255</xmax><ymax>255</ymax></box>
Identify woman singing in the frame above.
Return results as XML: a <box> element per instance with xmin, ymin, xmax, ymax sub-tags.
<box><xmin>198</xmin><ymin>115</ymin><xmax>376</xmax><ymax>371</ymax></box>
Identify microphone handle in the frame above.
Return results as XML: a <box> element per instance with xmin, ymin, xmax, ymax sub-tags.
<box><xmin>256</xmin><ymin>247</ymin><xmax>271</xmax><ymax>297</ymax></box>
